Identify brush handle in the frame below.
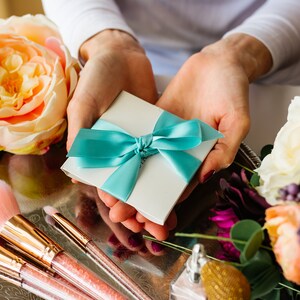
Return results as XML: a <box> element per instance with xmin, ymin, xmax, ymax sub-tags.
<box><xmin>20</xmin><ymin>263</ymin><xmax>92</xmax><ymax>300</ymax></box>
<box><xmin>51</xmin><ymin>252</ymin><xmax>126</xmax><ymax>300</ymax></box>
<box><xmin>87</xmin><ymin>241</ymin><xmax>151</xmax><ymax>300</ymax></box>
<box><xmin>21</xmin><ymin>282</ymin><xmax>58</xmax><ymax>300</ymax></box>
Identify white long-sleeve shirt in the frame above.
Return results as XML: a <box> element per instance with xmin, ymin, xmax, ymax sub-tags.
<box><xmin>42</xmin><ymin>0</ymin><xmax>300</xmax><ymax>84</ymax></box>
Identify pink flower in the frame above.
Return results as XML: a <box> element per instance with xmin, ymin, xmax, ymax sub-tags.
<box><xmin>265</xmin><ymin>203</ymin><xmax>300</xmax><ymax>284</ymax></box>
<box><xmin>210</xmin><ymin>207</ymin><xmax>240</xmax><ymax>260</ymax></box>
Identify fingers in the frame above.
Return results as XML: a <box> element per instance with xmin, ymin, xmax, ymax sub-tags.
<box><xmin>121</xmin><ymin>218</ymin><xmax>144</xmax><ymax>233</ymax></box>
<box><xmin>108</xmin><ymin>201</ymin><xmax>137</xmax><ymax>223</ymax></box>
<box><xmin>198</xmin><ymin>114</ymin><xmax>250</xmax><ymax>183</ymax></box>
<box><xmin>98</xmin><ymin>188</ymin><xmax>175</xmax><ymax>241</ymax></box>
<box><xmin>97</xmin><ymin>189</ymin><xmax>118</xmax><ymax>208</ymax></box>
<box><xmin>136</xmin><ymin>210</ymin><xmax>177</xmax><ymax>241</ymax></box>
<box><xmin>97</xmin><ymin>189</ymin><xmax>144</xmax><ymax>232</ymax></box>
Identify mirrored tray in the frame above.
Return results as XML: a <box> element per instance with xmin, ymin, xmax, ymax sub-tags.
<box><xmin>0</xmin><ymin>142</ymin><xmax>260</xmax><ymax>299</ymax></box>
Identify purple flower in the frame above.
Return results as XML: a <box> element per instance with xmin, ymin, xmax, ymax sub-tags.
<box><xmin>218</xmin><ymin>169</ymin><xmax>271</xmax><ymax>225</ymax></box>
<box><xmin>210</xmin><ymin>169</ymin><xmax>271</xmax><ymax>261</ymax></box>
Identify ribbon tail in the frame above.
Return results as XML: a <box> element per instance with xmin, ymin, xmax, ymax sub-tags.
<box><xmin>101</xmin><ymin>154</ymin><xmax>142</xmax><ymax>202</ymax></box>
<box><xmin>200</xmin><ymin>122</ymin><xmax>223</xmax><ymax>141</ymax></box>
<box><xmin>159</xmin><ymin>150</ymin><xmax>201</xmax><ymax>182</ymax></box>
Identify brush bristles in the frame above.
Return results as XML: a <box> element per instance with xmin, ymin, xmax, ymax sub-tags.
<box><xmin>44</xmin><ymin>215</ymin><xmax>56</xmax><ymax>226</ymax></box>
<box><xmin>43</xmin><ymin>206</ymin><xmax>59</xmax><ymax>217</ymax></box>
<box><xmin>0</xmin><ymin>180</ymin><xmax>21</xmax><ymax>229</ymax></box>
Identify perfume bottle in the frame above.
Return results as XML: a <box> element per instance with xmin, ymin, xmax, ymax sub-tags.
<box><xmin>169</xmin><ymin>244</ymin><xmax>208</xmax><ymax>300</ymax></box>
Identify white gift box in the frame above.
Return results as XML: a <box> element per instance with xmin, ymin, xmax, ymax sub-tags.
<box><xmin>61</xmin><ymin>91</ymin><xmax>221</xmax><ymax>225</ymax></box>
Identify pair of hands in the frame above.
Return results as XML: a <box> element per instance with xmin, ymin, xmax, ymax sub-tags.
<box><xmin>67</xmin><ymin>30</ymin><xmax>272</xmax><ymax>241</ymax></box>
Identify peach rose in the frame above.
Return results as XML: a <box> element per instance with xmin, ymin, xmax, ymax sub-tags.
<box><xmin>265</xmin><ymin>203</ymin><xmax>300</xmax><ymax>284</ymax></box>
<box><xmin>0</xmin><ymin>14</ymin><xmax>78</xmax><ymax>154</ymax></box>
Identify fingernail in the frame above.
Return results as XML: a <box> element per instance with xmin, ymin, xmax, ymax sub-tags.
<box><xmin>139</xmin><ymin>246</ymin><xmax>148</xmax><ymax>254</ymax></box>
<box><xmin>113</xmin><ymin>246</ymin><xmax>132</xmax><ymax>260</ymax></box>
<box><xmin>108</xmin><ymin>234</ymin><xmax>120</xmax><ymax>246</ymax></box>
<box><xmin>202</xmin><ymin>170</ymin><xmax>216</xmax><ymax>183</ymax></box>
<box><xmin>128</xmin><ymin>233</ymin><xmax>143</xmax><ymax>248</ymax></box>
<box><xmin>151</xmin><ymin>241</ymin><xmax>165</xmax><ymax>252</ymax></box>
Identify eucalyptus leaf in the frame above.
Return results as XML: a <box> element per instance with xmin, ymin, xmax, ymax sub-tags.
<box><xmin>243</xmin><ymin>228</ymin><xmax>264</xmax><ymax>261</ymax></box>
<box><xmin>241</xmin><ymin>250</ymin><xmax>274</xmax><ymax>275</ymax></box>
<box><xmin>230</xmin><ymin>220</ymin><xmax>262</xmax><ymax>253</ymax></box>
<box><xmin>249</xmin><ymin>265</ymin><xmax>281</xmax><ymax>299</ymax></box>
<box><xmin>259</xmin><ymin>288</ymin><xmax>281</xmax><ymax>300</ymax></box>
<box><xmin>240</xmin><ymin>251</ymin><xmax>281</xmax><ymax>299</ymax></box>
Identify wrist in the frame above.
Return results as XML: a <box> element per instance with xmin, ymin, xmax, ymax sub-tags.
<box><xmin>79</xmin><ymin>29</ymin><xmax>144</xmax><ymax>63</ymax></box>
<box><xmin>202</xmin><ymin>33</ymin><xmax>273</xmax><ymax>82</ymax></box>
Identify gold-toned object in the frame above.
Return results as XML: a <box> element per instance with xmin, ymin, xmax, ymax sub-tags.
<box><xmin>1</xmin><ymin>215</ymin><xmax>63</xmax><ymax>270</ymax></box>
<box><xmin>50</xmin><ymin>212</ymin><xmax>91</xmax><ymax>249</ymax></box>
<box><xmin>0</xmin><ymin>245</ymin><xmax>23</xmax><ymax>280</ymax></box>
<box><xmin>201</xmin><ymin>261</ymin><xmax>251</xmax><ymax>300</ymax></box>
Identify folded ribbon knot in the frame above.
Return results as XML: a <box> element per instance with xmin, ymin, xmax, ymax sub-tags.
<box><xmin>67</xmin><ymin>111</ymin><xmax>222</xmax><ymax>201</ymax></box>
<box><xmin>134</xmin><ymin>134</ymin><xmax>157</xmax><ymax>158</ymax></box>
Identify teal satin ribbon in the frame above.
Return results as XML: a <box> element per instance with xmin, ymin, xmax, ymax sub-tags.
<box><xmin>67</xmin><ymin>111</ymin><xmax>222</xmax><ymax>201</ymax></box>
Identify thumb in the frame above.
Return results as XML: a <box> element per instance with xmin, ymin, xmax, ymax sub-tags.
<box><xmin>66</xmin><ymin>95</ymin><xmax>98</xmax><ymax>152</ymax></box>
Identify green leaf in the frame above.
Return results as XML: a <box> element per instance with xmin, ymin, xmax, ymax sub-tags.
<box><xmin>250</xmin><ymin>266</ymin><xmax>281</xmax><ymax>299</ymax></box>
<box><xmin>243</xmin><ymin>228</ymin><xmax>264</xmax><ymax>261</ymax></box>
<box><xmin>260</xmin><ymin>144</ymin><xmax>273</xmax><ymax>160</ymax></box>
<box><xmin>260</xmin><ymin>288</ymin><xmax>281</xmax><ymax>300</ymax></box>
<box><xmin>230</xmin><ymin>220</ymin><xmax>262</xmax><ymax>254</ymax></box>
<box><xmin>240</xmin><ymin>250</ymin><xmax>273</xmax><ymax>273</ymax></box>
<box><xmin>250</xmin><ymin>172</ymin><xmax>260</xmax><ymax>187</ymax></box>
<box><xmin>240</xmin><ymin>251</ymin><xmax>281</xmax><ymax>299</ymax></box>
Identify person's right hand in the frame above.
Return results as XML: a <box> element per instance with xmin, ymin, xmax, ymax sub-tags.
<box><xmin>66</xmin><ymin>29</ymin><xmax>158</xmax><ymax>151</ymax></box>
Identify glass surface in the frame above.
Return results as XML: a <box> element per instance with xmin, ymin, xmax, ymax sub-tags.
<box><xmin>0</xmin><ymin>143</ymin><xmax>259</xmax><ymax>299</ymax></box>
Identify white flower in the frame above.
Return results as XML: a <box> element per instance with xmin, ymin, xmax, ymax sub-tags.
<box><xmin>256</xmin><ymin>96</ymin><xmax>300</xmax><ymax>205</ymax></box>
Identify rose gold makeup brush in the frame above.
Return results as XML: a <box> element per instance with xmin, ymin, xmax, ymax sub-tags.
<box><xmin>0</xmin><ymin>180</ymin><xmax>126</xmax><ymax>300</ymax></box>
<box><xmin>0</xmin><ymin>239</ymin><xmax>92</xmax><ymax>300</ymax></box>
<box><xmin>43</xmin><ymin>206</ymin><xmax>151</xmax><ymax>300</ymax></box>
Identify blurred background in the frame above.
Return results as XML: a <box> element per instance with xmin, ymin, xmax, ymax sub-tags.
<box><xmin>1</xmin><ymin>0</ymin><xmax>299</xmax><ymax>154</ymax></box>
<box><xmin>0</xmin><ymin>0</ymin><xmax>43</xmax><ymax>18</ymax></box>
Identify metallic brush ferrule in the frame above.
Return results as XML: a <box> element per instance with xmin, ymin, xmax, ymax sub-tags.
<box><xmin>1</xmin><ymin>215</ymin><xmax>63</xmax><ymax>270</ymax></box>
<box><xmin>0</xmin><ymin>245</ymin><xmax>23</xmax><ymax>279</ymax></box>
<box><xmin>51</xmin><ymin>213</ymin><xmax>90</xmax><ymax>248</ymax></box>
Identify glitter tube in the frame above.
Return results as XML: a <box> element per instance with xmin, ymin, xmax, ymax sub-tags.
<box><xmin>0</xmin><ymin>272</ymin><xmax>57</xmax><ymax>300</ymax></box>
<box><xmin>44</xmin><ymin>208</ymin><xmax>150</xmax><ymax>300</ymax></box>
<box><xmin>52</xmin><ymin>252</ymin><xmax>126</xmax><ymax>300</ymax></box>
<box><xmin>86</xmin><ymin>241</ymin><xmax>151</xmax><ymax>300</ymax></box>
<box><xmin>0</xmin><ymin>244</ymin><xmax>92</xmax><ymax>300</ymax></box>
<box><xmin>0</xmin><ymin>214</ymin><xmax>126</xmax><ymax>300</ymax></box>
<box><xmin>20</xmin><ymin>263</ymin><xmax>93</xmax><ymax>300</ymax></box>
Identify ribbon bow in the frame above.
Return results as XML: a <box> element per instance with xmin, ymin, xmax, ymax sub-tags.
<box><xmin>68</xmin><ymin>111</ymin><xmax>221</xmax><ymax>201</ymax></box>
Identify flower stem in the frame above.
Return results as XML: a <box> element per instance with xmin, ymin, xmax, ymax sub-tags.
<box><xmin>234</xmin><ymin>161</ymin><xmax>255</xmax><ymax>174</ymax></box>
<box><xmin>175</xmin><ymin>232</ymin><xmax>273</xmax><ymax>251</ymax></box>
<box><xmin>143</xmin><ymin>235</ymin><xmax>191</xmax><ymax>254</ymax></box>
<box><xmin>142</xmin><ymin>235</ymin><xmax>242</xmax><ymax>267</ymax></box>
<box><xmin>278</xmin><ymin>282</ymin><xmax>300</xmax><ymax>294</ymax></box>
